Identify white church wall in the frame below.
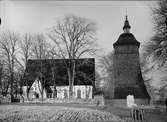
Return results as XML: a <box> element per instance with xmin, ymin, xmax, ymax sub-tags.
<box><xmin>73</xmin><ymin>85</ymin><xmax>92</xmax><ymax>99</ymax></box>
<box><xmin>22</xmin><ymin>86</ymin><xmax>27</xmax><ymax>98</ymax></box>
<box><xmin>22</xmin><ymin>83</ymin><xmax>93</xmax><ymax>99</ymax></box>
<box><xmin>23</xmin><ymin>80</ymin><xmax>47</xmax><ymax>99</ymax></box>
<box><xmin>56</xmin><ymin>85</ymin><xmax>93</xmax><ymax>99</ymax></box>
<box><xmin>56</xmin><ymin>86</ymin><xmax>69</xmax><ymax>99</ymax></box>
<box><xmin>86</xmin><ymin>85</ymin><xmax>93</xmax><ymax>99</ymax></box>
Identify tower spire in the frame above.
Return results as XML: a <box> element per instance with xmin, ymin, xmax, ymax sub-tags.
<box><xmin>123</xmin><ymin>10</ymin><xmax>131</xmax><ymax>33</ymax></box>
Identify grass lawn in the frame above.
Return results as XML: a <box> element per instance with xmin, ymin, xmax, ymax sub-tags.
<box><xmin>98</xmin><ymin>105</ymin><xmax>167</xmax><ymax>122</ymax></box>
<box><xmin>0</xmin><ymin>103</ymin><xmax>122</xmax><ymax>122</ymax></box>
<box><xmin>0</xmin><ymin>103</ymin><xmax>167</xmax><ymax>122</ymax></box>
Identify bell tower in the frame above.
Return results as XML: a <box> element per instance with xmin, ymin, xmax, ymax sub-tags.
<box><xmin>113</xmin><ymin>16</ymin><xmax>150</xmax><ymax>99</ymax></box>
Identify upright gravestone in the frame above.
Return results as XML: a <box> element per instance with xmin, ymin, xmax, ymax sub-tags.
<box><xmin>127</xmin><ymin>95</ymin><xmax>137</xmax><ymax>108</ymax></box>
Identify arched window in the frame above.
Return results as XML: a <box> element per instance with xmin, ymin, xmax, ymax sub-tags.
<box><xmin>64</xmin><ymin>89</ymin><xmax>68</xmax><ymax>98</ymax></box>
<box><xmin>77</xmin><ymin>89</ymin><xmax>81</xmax><ymax>99</ymax></box>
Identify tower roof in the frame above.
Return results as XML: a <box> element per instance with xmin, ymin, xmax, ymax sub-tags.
<box><xmin>113</xmin><ymin>16</ymin><xmax>140</xmax><ymax>47</ymax></box>
<box><xmin>113</xmin><ymin>33</ymin><xmax>140</xmax><ymax>47</ymax></box>
<box><xmin>123</xmin><ymin>16</ymin><xmax>131</xmax><ymax>30</ymax></box>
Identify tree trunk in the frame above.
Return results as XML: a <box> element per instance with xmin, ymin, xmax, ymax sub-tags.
<box><xmin>68</xmin><ymin>67</ymin><xmax>73</xmax><ymax>98</ymax></box>
<box><xmin>68</xmin><ymin>59</ymin><xmax>76</xmax><ymax>99</ymax></box>
<box><xmin>37</xmin><ymin>80</ymin><xmax>42</xmax><ymax>98</ymax></box>
<box><xmin>10</xmin><ymin>72</ymin><xmax>14</xmax><ymax>102</ymax></box>
<box><xmin>41</xmin><ymin>79</ymin><xmax>43</xmax><ymax>102</ymax></box>
<box><xmin>72</xmin><ymin>59</ymin><xmax>75</xmax><ymax>94</ymax></box>
<box><xmin>26</xmin><ymin>78</ymin><xmax>29</xmax><ymax>100</ymax></box>
<box><xmin>4</xmin><ymin>80</ymin><xmax>10</xmax><ymax>96</ymax></box>
<box><xmin>10</xmin><ymin>58</ymin><xmax>14</xmax><ymax>102</ymax></box>
<box><xmin>40</xmin><ymin>60</ymin><xmax>43</xmax><ymax>103</ymax></box>
<box><xmin>53</xmin><ymin>82</ymin><xmax>57</xmax><ymax>98</ymax></box>
<box><xmin>27</xmin><ymin>87</ymin><xmax>29</xmax><ymax>100</ymax></box>
<box><xmin>52</xmin><ymin>67</ymin><xmax>57</xmax><ymax>98</ymax></box>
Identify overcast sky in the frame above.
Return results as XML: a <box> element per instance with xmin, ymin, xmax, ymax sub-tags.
<box><xmin>0</xmin><ymin>0</ymin><xmax>157</xmax><ymax>54</ymax></box>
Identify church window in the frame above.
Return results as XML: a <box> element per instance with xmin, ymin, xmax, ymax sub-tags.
<box><xmin>77</xmin><ymin>89</ymin><xmax>81</xmax><ymax>99</ymax></box>
<box><xmin>64</xmin><ymin>89</ymin><xmax>68</xmax><ymax>98</ymax></box>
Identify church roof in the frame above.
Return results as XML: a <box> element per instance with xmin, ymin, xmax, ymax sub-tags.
<box><xmin>113</xmin><ymin>33</ymin><xmax>140</xmax><ymax>47</ymax></box>
<box><xmin>22</xmin><ymin>58</ymin><xmax>95</xmax><ymax>87</ymax></box>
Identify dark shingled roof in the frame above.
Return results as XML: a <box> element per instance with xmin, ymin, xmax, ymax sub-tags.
<box><xmin>22</xmin><ymin>58</ymin><xmax>95</xmax><ymax>88</ymax></box>
<box><xmin>123</xmin><ymin>16</ymin><xmax>131</xmax><ymax>30</ymax></box>
<box><xmin>113</xmin><ymin>33</ymin><xmax>140</xmax><ymax>47</ymax></box>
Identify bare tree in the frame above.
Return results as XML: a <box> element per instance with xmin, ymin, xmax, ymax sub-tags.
<box><xmin>17</xmin><ymin>33</ymin><xmax>33</xmax><ymax>99</ymax></box>
<box><xmin>0</xmin><ymin>64</ymin><xmax>11</xmax><ymax>96</ymax></box>
<box><xmin>0</xmin><ymin>31</ymin><xmax>19</xmax><ymax>100</ymax></box>
<box><xmin>48</xmin><ymin>15</ymin><xmax>97</xmax><ymax>98</ymax></box>
<box><xmin>0</xmin><ymin>60</ymin><xmax>9</xmax><ymax>95</ymax></box>
<box><xmin>143</xmin><ymin>0</ymin><xmax>167</xmax><ymax>64</ymax></box>
<box><xmin>20</xmin><ymin>34</ymin><xmax>33</xmax><ymax>68</ymax></box>
<box><xmin>31</xmin><ymin>34</ymin><xmax>51</xmax><ymax>59</ymax></box>
<box><xmin>95</xmin><ymin>70</ymin><xmax>101</xmax><ymax>92</ymax></box>
<box><xmin>142</xmin><ymin>0</ymin><xmax>167</xmax><ymax>100</ymax></box>
<box><xmin>0</xmin><ymin>61</ymin><xmax>2</xmax><ymax>93</ymax></box>
<box><xmin>98</xmin><ymin>52</ymin><xmax>114</xmax><ymax>99</ymax></box>
<box><xmin>31</xmin><ymin>33</ymin><xmax>52</xmax><ymax>101</ymax></box>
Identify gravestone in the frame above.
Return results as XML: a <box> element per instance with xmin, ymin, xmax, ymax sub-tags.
<box><xmin>127</xmin><ymin>95</ymin><xmax>137</xmax><ymax>108</ymax></box>
<box><xmin>94</xmin><ymin>94</ymin><xmax>104</xmax><ymax>106</ymax></box>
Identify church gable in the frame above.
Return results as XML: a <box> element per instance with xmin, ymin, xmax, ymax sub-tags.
<box><xmin>28</xmin><ymin>80</ymin><xmax>47</xmax><ymax>99</ymax></box>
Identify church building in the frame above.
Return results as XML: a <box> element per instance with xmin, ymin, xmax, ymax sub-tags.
<box><xmin>22</xmin><ymin>58</ymin><xmax>95</xmax><ymax>100</ymax></box>
<box><xmin>112</xmin><ymin>16</ymin><xmax>150</xmax><ymax>106</ymax></box>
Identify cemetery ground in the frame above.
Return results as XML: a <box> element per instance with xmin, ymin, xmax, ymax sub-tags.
<box><xmin>0</xmin><ymin>103</ymin><xmax>167</xmax><ymax>122</ymax></box>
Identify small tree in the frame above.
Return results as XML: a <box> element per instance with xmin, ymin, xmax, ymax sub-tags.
<box><xmin>20</xmin><ymin>34</ymin><xmax>33</xmax><ymax>68</ymax></box>
<box><xmin>48</xmin><ymin>15</ymin><xmax>97</xmax><ymax>98</ymax></box>
<box><xmin>19</xmin><ymin>33</ymin><xmax>33</xmax><ymax>99</ymax></box>
<box><xmin>31</xmin><ymin>33</ymin><xmax>52</xmax><ymax>101</ymax></box>
<box><xmin>0</xmin><ymin>31</ymin><xmax>19</xmax><ymax>100</ymax></box>
<box><xmin>142</xmin><ymin>0</ymin><xmax>167</xmax><ymax>96</ymax></box>
<box><xmin>98</xmin><ymin>52</ymin><xmax>114</xmax><ymax>98</ymax></box>
<box><xmin>144</xmin><ymin>0</ymin><xmax>167</xmax><ymax>64</ymax></box>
